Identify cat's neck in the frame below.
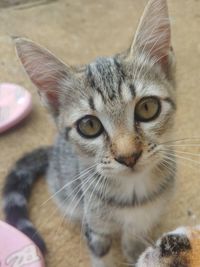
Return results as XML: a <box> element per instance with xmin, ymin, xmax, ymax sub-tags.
<box><xmin>93</xmin><ymin>164</ymin><xmax>175</xmax><ymax>207</ymax></box>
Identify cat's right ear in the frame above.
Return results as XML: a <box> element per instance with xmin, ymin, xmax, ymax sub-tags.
<box><xmin>14</xmin><ymin>37</ymin><xmax>74</xmax><ymax>117</ymax></box>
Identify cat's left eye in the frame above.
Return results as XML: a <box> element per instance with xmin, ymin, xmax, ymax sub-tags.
<box><xmin>135</xmin><ymin>97</ymin><xmax>161</xmax><ymax>122</ymax></box>
<box><xmin>76</xmin><ymin>115</ymin><xmax>104</xmax><ymax>138</ymax></box>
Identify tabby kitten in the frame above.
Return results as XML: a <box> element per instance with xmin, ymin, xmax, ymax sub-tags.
<box><xmin>3</xmin><ymin>0</ymin><xmax>176</xmax><ymax>266</ymax></box>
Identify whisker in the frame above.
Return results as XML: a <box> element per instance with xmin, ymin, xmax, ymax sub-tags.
<box><xmin>68</xmin><ymin>172</ymin><xmax>98</xmax><ymax>222</ymax></box>
<box><xmin>161</xmin><ymin>149</ymin><xmax>200</xmax><ymax>157</ymax></box>
<box><xmin>158</xmin><ymin>150</ymin><xmax>199</xmax><ymax>172</ymax></box>
<box><xmin>32</xmin><ymin>171</ymin><xmax>97</xmax><ymax>240</ymax></box>
<box><xmin>78</xmin><ymin>173</ymin><xmax>103</xmax><ymax>264</ymax></box>
<box><xmin>161</xmin><ymin>153</ymin><xmax>200</xmax><ymax>173</ymax></box>
<box><xmin>54</xmin><ymin>172</ymin><xmax>97</xmax><ymax>236</ymax></box>
<box><xmin>160</xmin><ymin>137</ymin><xmax>200</xmax><ymax>145</ymax></box>
<box><xmin>40</xmin><ymin>164</ymin><xmax>97</xmax><ymax>207</ymax></box>
<box><xmin>84</xmin><ymin>174</ymin><xmax>105</xmax><ymax>219</ymax></box>
<box><xmin>161</xmin><ymin>150</ymin><xmax>200</xmax><ymax>166</ymax></box>
<box><xmin>163</xmin><ymin>144</ymin><xmax>200</xmax><ymax>148</ymax></box>
<box><xmin>31</xmin><ymin>199</ymin><xmax>62</xmax><ymax>241</ymax></box>
<box><xmin>78</xmin><ymin>175</ymin><xmax>104</xmax><ymax>262</ymax></box>
<box><xmin>79</xmin><ymin>173</ymin><xmax>105</xmax><ymax>253</ymax></box>
<box><xmin>34</xmin><ymin>170</ymin><xmax>98</xmax><ymax>237</ymax></box>
<box><xmin>156</xmin><ymin>160</ymin><xmax>176</xmax><ymax>178</ymax></box>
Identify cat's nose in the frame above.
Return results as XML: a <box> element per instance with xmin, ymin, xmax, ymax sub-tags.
<box><xmin>115</xmin><ymin>151</ymin><xmax>142</xmax><ymax>168</ymax></box>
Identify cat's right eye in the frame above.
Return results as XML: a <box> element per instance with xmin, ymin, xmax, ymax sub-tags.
<box><xmin>76</xmin><ymin>115</ymin><xmax>104</xmax><ymax>139</ymax></box>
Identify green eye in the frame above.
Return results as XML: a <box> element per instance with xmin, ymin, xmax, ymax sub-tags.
<box><xmin>77</xmin><ymin>115</ymin><xmax>104</xmax><ymax>138</ymax></box>
<box><xmin>135</xmin><ymin>97</ymin><xmax>161</xmax><ymax>122</ymax></box>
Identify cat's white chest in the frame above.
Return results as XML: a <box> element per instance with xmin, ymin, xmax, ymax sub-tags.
<box><xmin>114</xmin><ymin>197</ymin><xmax>167</xmax><ymax>233</ymax></box>
<box><xmin>112</xmin><ymin>170</ymin><xmax>157</xmax><ymax>205</ymax></box>
<box><xmin>106</xmin><ymin>171</ymin><xmax>173</xmax><ymax>234</ymax></box>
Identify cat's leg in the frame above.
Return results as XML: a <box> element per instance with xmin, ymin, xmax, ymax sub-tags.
<box><xmin>84</xmin><ymin>225</ymin><xmax>116</xmax><ymax>267</ymax></box>
<box><xmin>122</xmin><ymin>229</ymin><xmax>146</xmax><ymax>265</ymax></box>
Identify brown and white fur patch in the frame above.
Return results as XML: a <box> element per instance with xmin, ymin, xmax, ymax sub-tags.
<box><xmin>136</xmin><ymin>226</ymin><xmax>200</xmax><ymax>267</ymax></box>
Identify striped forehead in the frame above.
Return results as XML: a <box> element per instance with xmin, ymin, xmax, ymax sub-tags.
<box><xmin>87</xmin><ymin>57</ymin><xmax>121</xmax><ymax>100</ymax></box>
<box><xmin>87</xmin><ymin>57</ymin><xmax>135</xmax><ymax>112</ymax></box>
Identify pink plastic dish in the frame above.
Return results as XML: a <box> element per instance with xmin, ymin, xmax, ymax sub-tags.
<box><xmin>0</xmin><ymin>220</ymin><xmax>45</xmax><ymax>267</ymax></box>
<box><xmin>0</xmin><ymin>83</ymin><xmax>32</xmax><ymax>133</ymax></box>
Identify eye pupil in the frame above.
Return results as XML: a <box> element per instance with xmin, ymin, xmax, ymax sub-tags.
<box><xmin>77</xmin><ymin>115</ymin><xmax>104</xmax><ymax>138</ymax></box>
<box><xmin>89</xmin><ymin>120</ymin><xmax>94</xmax><ymax>128</ymax></box>
<box><xmin>144</xmin><ymin>103</ymin><xmax>148</xmax><ymax>112</ymax></box>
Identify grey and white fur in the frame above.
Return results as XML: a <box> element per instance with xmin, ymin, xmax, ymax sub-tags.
<box><xmin>3</xmin><ymin>0</ymin><xmax>177</xmax><ymax>266</ymax></box>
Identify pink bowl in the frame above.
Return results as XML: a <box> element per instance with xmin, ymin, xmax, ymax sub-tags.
<box><xmin>0</xmin><ymin>221</ymin><xmax>45</xmax><ymax>267</ymax></box>
<box><xmin>0</xmin><ymin>83</ymin><xmax>32</xmax><ymax>133</ymax></box>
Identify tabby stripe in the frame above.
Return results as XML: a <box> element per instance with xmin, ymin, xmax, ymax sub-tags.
<box><xmin>89</xmin><ymin>97</ymin><xmax>95</xmax><ymax>110</ymax></box>
<box><xmin>114</xmin><ymin>58</ymin><xmax>126</xmax><ymax>97</ymax></box>
<box><xmin>129</xmin><ymin>84</ymin><xmax>136</xmax><ymax>97</ymax></box>
<box><xmin>65</xmin><ymin>127</ymin><xmax>72</xmax><ymax>139</ymax></box>
<box><xmin>87</xmin><ymin>66</ymin><xmax>106</xmax><ymax>103</ymax></box>
<box><xmin>96</xmin><ymin>62</ymin><xmax>116</xmax><ymax>100</ymax></box>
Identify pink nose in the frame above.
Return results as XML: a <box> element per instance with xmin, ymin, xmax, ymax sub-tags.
<box><xmin>114</xmin><ymin>151</ymin><xmax>142</xmax><ymax>168</ymax></box>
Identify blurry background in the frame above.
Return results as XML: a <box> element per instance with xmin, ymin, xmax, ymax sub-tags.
<box><xmin>0</xmin><ymin>0</ymin><xmax>200</xmax><ymax>266</ymax></box>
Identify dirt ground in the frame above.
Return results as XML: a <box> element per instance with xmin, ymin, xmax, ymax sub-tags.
<box><xmin>0</xmin><ymin>0</ymin><xmax>200</xmax><ymax>266</ymax></box>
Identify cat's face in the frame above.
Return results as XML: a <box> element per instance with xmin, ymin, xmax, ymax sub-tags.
<box><xmin>15</xmin><ymin>0</ymin><xmax>176</xmax><ymax>178</ymax></box>
<box><xmin>61</xmin><ymin>55</ymin><xmax>176</xmax><ymax>178</ymax></box>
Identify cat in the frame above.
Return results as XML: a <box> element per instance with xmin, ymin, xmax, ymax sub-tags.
<box><xmin>3</xmin><ymin>0</ymin><xmax>176</xmax><ymax>266</ymax></box>
<box><xmin>136</xmin><ymin>225</ymin><xmax>200</xmax><ymax>267</ymax></box>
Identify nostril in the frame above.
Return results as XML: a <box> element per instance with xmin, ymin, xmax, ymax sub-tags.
<box><xmin>114</xmin><ymin>151</ymin><xmax>142</xmax><ymax>168</ymax></box>
<box><xmin>114</xmin><ymin>156</ymin><xmax>126</xmax><ymax>166</ymax></box>
<box><xmin>132</xmin><ymin>151</ymin><xmax>142</xmax><ymax>162</ymax></box>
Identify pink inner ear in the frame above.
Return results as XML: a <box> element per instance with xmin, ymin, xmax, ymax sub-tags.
<box><xmin>131</xmin><ymin>0</ymin><xmax>171</xmax><ymax>66</ymax></box>
<box><xmin>36</xmin><ymin>77</ymin><xmax>59</xmax><ymax>105</ymax></box>
<box><xmin>46</xmin><ymin>91</ymin><xmax>59</xmax><ymax>109</ymax></box>
<box><xmin>15</xmin><ymin>39</ymin><xmax>71</xmax><ymax>116</ymax></box>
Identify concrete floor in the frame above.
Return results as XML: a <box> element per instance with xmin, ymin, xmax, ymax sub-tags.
<box><xmin>0</xmin><ymin>0</ymin><xmax>200</xmax><ymax>266</ymax></box>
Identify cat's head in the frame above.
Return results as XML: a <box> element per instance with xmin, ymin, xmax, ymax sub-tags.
<box><xmin>136</xmin><ymin>226</ymin><xmax>200</xmax><ymax>267</ymax></box>
<box><xmin>15</xmin><ymin>0</ymin><xmax>176</xmax><ymax>177</ymax></box>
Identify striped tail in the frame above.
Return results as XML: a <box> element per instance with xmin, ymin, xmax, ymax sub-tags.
<box><xmin>2</xmin><ymin>146</ymin><xmax>51</xmax><ymax>254</ymax></box>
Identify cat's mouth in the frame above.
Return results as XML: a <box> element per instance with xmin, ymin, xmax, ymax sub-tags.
<box><xmin>102</xmin><ymin>161</ymin><xmax>143</xmax><ymax>177</ymax></box>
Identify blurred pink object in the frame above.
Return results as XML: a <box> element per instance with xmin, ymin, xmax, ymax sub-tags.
<box><xmin>0</xmin><ymin>83</ymin><xmax>32</xmax><ymax>133</ymax></box>
<box><xmin>0</xmin><ymin>220</ymin><xmax>45</xmax><ymax>267</ymax></box>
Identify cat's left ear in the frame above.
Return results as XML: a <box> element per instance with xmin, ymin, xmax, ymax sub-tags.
<box><xmin>130</xmin><ymin>0</ymin><xmax>172</xmax><ymax>70</ymax></box>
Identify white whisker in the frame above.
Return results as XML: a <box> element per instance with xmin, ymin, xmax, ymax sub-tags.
<box><xmin>161</xmin><ymin>149</ymin><xmax>200</xmax><ymax>157</ymax></box>
<box><xmin>160</xmin><ymin>137</ymin><xmax>200</xmax><ymax>145</ymax></box>
<box><xmin>54</xmin><ymin>172</ymin><xmax>97</xmax><ymax>235</ymax></box>
<box><xmin>40</xmin><ymin>163</ymin><xmax>97</xmax><ymax>207</ymax></box>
